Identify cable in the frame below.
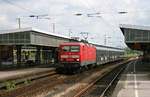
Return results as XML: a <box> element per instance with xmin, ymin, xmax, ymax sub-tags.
<box><xmin>2</xmin><ymin>0</ymin><xmax>37</xmax><ymax>14</ymax></box>
<box><xmin>84</xmin><ymin>0</ymin><xmax>100</xmax><ymax>15</ymax></box>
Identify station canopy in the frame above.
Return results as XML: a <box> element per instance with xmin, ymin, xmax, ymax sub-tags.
<box><xmin>0</xmin><ymin>27</ymin><xmax>71</xmax><ymax>47</ymax></box>
<box><xmin>120</xmin><ymin>24</ymin><xmax>150</xmax><ymax>51</ymax></box>
<box><xmin>0</xmin><ymin>27</ymin><xmax>124</xmax><ymax>50</ymax></box>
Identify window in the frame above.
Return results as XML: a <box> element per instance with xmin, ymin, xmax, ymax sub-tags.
<box><xmin>61</xmin><ymin>46</ymin><xmax>70</xmax><ymax>52</ymax></box>
<box><xmin>61</xmin><ymin>45</ymin><xmax>80</xmax><ymax>52</ymax></box>
<box><xmin>70</xmin><ymin>45</ymin><xmax>80</xmax><ymax>52</ymax></box>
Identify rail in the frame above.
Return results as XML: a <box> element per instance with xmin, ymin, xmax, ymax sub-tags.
<box><xmin>74</xmin><ymin>61</ymin><xmax>130</xmax><ymax>97</ymax></box>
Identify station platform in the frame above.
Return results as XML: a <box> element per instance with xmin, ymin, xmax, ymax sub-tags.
<box><xmin>111</xmin><ymin>58</ymin><xmax>150</xmax><ymax>97</ymax></box>
<box><xmin>0</xmin><ymin>67</ymin><xmax>55</xmax><ymax>81</ymax></box>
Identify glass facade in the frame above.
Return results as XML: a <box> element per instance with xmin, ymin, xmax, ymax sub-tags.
<box><xmin>0</xmin><ymin>31</ymin><xmax>70</xmax><ymax>47</ymax></box>
<box><xmin>30</xmin><ymin>32</ymin><xmax>69</xmax><ymax>47</ymax></box>
<box><xmin>0</xmin><ymin>32</ymin><xmax>30</xmax><ymax>44</ymax></box>
<box><xmin>0</xmin><ymin>30</ymin><xmax>73</xmax><ymax>65</ymax></box>
<box><xmin>125</xmin><ymin>29</ymin><xmax>150</xmax><ymax>42</ymax></box>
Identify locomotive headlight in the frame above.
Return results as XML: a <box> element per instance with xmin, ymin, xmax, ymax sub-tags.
<box><xmin>61</xmin><ymin>55</ymin><xmax>68</xmax><ymax>58</ymax></box>
<box><xmin>76</xmin><ymin>58</ymin><xmax>80</xmax><ymax>61</ymax></box>
<box><xmin>72</xmin><ymin>55</ymin><xmax>80</xmax><ymax>58</ymax></box>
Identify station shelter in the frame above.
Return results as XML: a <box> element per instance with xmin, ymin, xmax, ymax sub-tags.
<box><xmin>0</xmin><ymin>27</ymin><xmax>77</xmax><ymax>67</ymax></box>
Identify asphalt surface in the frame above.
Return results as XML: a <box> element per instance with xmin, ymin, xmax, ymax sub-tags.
<box><xmin>111</xmin><ymin>58</ymin><xmax>150</xmax><ymax>97</ymax></box>
<box><xmin>0</xmin><ymin>67</ymin><xmax>55</xmax><ymax>80</ymax></box>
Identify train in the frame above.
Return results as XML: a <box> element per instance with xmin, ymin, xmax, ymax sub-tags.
<box><xmin>57</xmin><ymin>42</ymin><xmax>124</xmax><ymax>73</ymax></box>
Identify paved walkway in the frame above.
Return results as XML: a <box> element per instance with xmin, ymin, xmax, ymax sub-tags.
<box><xmin>0</xmin><ymin>67</ymin><xmax>55</xmax><ymax>81</ymax></box>
<box><xmin>111</xmin><ymin>58</ymin><xmax>150</xmax><ymax>97</ymax></box>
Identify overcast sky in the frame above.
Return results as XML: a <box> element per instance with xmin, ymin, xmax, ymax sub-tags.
<box><xmin>0</xmin><ymin>0</ymin><xmax>150</xmax><ymax>48</ymax></box>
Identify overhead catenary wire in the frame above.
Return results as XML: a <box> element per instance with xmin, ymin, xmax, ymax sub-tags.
<box><xmin>1</xmin><ymin>0</ymin><xmax>51</xmax><ymax>29</ymax></box>
<box><xmin>79</xmin><ymin>1</ymin><xmax>127</xmax><ymax>48</ymax></box>
<box><xmin>1</xmin><ymin>0</ymin><xmax>38</xmax><ymax>14</ymax></box>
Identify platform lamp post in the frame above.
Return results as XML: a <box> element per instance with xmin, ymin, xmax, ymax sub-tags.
<box><xmin>68</xmin><ymin>29</ymin><xmax>72</xmax><ymax>38</ymax></box>
<box><xmin>52</xmin><ymin>23</ymin><xmax>55</xmax><ymax>33</ymax></box>
<box><xmin>104</xmin><ymin>35</ymin><xmax>112</xmax><ymax>46</ymax></box>
<box><xmin>74</xmin><ymin>11</ymin><xmax>128</xmax><ymax>16</ymax></box>
<box><xmin>74</xmin><ymin>11</ymin><xmax>127</xmax><ymax>45</ymax></box>
<box><xmin>28</xmin><ymin>15</ymin><xmax>56</xmax><ymax>33</ymax></box>
<box><xmin>41</xmin><ymin>18</ymin><xmax>55</xmax><ymax>33</ymax></box>
<box><xmin>16</xmin><ymin>18</ymin><xmax>21</xmax><ymax>29</ymax></box>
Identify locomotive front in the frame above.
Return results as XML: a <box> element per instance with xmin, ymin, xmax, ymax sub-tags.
<box><xmin>58</xmin><ymin>43</ymin><xmax>82</xmax><ymax>71</ymax></box>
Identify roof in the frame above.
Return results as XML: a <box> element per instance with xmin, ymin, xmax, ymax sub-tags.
<box><xmin>60</xmin><ymin>42</ymin><xmax>124</xmax><ymax>52</ymax></box>
<box><xmin>0</xmin><ymin>27</ymin><xmax>70</xmax><ymax>39</ymax></box>
<box><xmin>60</xmin><ymin>43</ymin><xmax>84</xmax><ymax>45</ymax></box>
<box><xmin>119</xmin><ymin>24</ymin><xmax>150</xmax><ymax>31</ymax></box>
<box><xmin>96</xmin><ymin>46</ymin><xmax>124</xmax><ymax>52</ymax></box>
<box><xmin>0</xmin><ymin>27</ymin><xmax>124</xmax><ymax>50</ymax></box>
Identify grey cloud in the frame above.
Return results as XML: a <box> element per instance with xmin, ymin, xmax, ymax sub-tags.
<box><xmin>0</xmin><ymin>0</ymin><xmax>150</xmax><ymax>47</ymax></box>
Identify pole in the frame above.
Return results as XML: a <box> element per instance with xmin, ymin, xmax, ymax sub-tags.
<box><xmin>104</xmin><ymin>34</ymin><xmax>106</xmax><ymax>45</ymax></box>
<box><xmin>52</xmin><ymin>23</ymin><xmax>55</xmax><ymax>33</ymax></box>
<box><xmin>69</xmin><ymin>29</ymin><xmax>72</xmax><ymax>37</ymax></box>
<box><xmin>17</xmin><ymin>18</ymin><xmax>21</xmax><ymax>29</ymax></box>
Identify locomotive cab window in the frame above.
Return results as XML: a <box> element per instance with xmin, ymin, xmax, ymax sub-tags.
<box><xmin>61</xmin><ymin>46</ymin><xmax>70</xmax><ymax>52</ymax></box>
<box><xmin>70</xmin><ymin>45</ymin><xmax>80</xmax><ymax>52</ymax></box>
<box><xmin>61</xmin><ymin>45</ymin><xmax>80</xmax><ymax>52</ymax></box>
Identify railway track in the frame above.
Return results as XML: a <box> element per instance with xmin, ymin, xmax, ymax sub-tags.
<box><xmin>0</xmin><ymin>68</ymin><xmax>56</xmax><ymax>89</ymax></box>
<box><xmin>0</xmin><ymin>69</ymin><xmax>58</xmax><ymax>97</ymax></box>
<box><xmin>74</xmin><ymin>61</ymin><xmax>128</xmax><ymax>97</ymax></box>
<box><xmin>0</xmin><ymin>59</ymin><xmax>130</xmax><ymax>97</ymax></box>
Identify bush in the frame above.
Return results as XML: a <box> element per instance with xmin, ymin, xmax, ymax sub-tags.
<box><xmin>24</xmin><ymin>78</ymin><xmax>32</xmax><ymax>85</ymax></box>
<box><xmin>54</xmin><ymin>85</ymin><xmax>60</xmax><ymax>90</ymax></box>
<box><xmin>24</xmin><ymin>79</ymin><xmax>28</xmax><ymax>85</ymax></box>
<box><xmin>6</xmin><ymin>82</ymin><xmax>11</xmax><ymax>89</ymax></box>
<box><xmin>27</xmin><ymin>78</ymin><xmax>31</xmax><ymax>83</ymax></box>
<box><xmin>11</xmin><ymin>80</ymin><xmax>16</xmax><ymax>88</ymax></box>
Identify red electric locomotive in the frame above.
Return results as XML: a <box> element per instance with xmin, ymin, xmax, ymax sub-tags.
<box><xmin>58</xmin><ymin>43</ymin><xmax>96</xmax><ymax>73</ymax></box>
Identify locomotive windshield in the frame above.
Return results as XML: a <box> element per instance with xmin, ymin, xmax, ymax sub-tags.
<box><xmin>61</xmin><ymin>45</ymin><xmax>80</xmax><ymax>52</ymax></box>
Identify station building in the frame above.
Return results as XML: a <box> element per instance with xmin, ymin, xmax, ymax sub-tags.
<box><xmin>120</xmin><ymin>24</ymin><xmax>150</xmax><ymax>50</ymax></box>
<box><xmin>0</xmin><ymin>27</ymin><xmax>77</xmax><ymax>67</ymax></box>
<box><xmin>120</xmin><ymin>24</ymin><xmax>150</xmax><ymax>56</ymax></box>
<box><xmin>0</xmin><ymin>27</ymin><xmax>124</xmax><ymax>68</ymax></box>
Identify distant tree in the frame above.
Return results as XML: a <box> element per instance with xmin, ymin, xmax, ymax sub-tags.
<box><xmin>124</xmin><ymin>47</ymin><xmax>143</xmax><ymax>56</ymax></box>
